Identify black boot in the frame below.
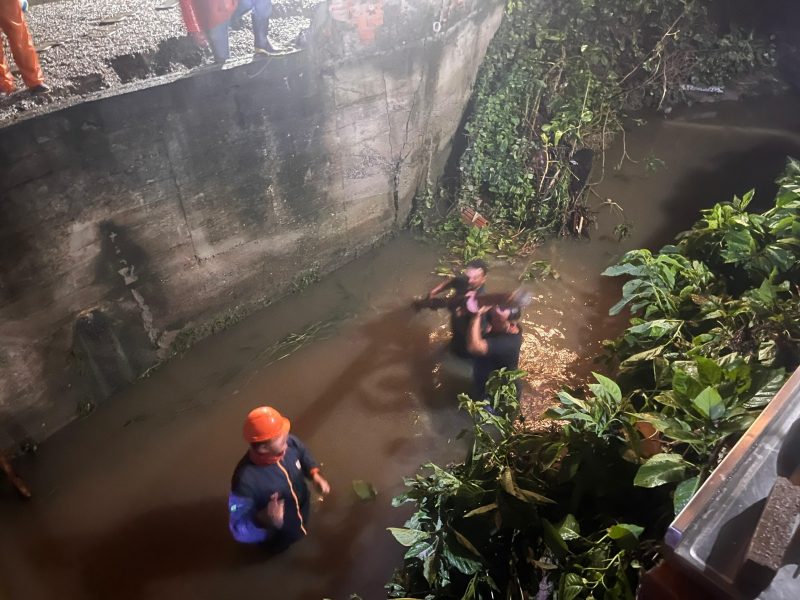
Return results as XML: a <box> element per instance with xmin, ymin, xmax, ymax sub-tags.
<box><xmin>255</xmin><ymin>18</ymin><xmax>279</xmax><ymax>54</ymax></box>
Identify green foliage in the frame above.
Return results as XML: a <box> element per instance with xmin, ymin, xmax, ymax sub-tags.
<box><xmin>389</xmin><ymin>162</ymin><xmax>800</xmax><ymax>599</ymax></box>
<box><xmin>414</xmin><ymin>0</ymin><xmax>775</xmax><ymax>250</ymax></box>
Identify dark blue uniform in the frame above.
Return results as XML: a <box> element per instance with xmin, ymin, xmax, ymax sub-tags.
<box><xmin>228</xmin><ymin>434</ymin><xmax>319</xmax><ymax>548</ymax></box>
<box><xmin>473</xmin><ymin>328</ymin><xmax>523</xmax><ymax>398</ymax></box>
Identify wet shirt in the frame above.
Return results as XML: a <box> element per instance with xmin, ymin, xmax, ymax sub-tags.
<box><xmin>473</xmin><ymin>328</ymin><xmax>523</xmax><ymax>397</ymax></box>
<box><xmin>228</xmin><ymin>434</ymin><xmax>319</xmax><ymax>546</ymax></box>
<box><xmin>449</xmin><ymin>284</ymin><xmax>486</xmax><ymax>358</ymax></box>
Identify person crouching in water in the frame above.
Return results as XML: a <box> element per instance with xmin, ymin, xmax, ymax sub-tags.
<box><xmin>229</xmin><ymin>406</ymin><xmax>330</xmax><ymax>551</ymax></box>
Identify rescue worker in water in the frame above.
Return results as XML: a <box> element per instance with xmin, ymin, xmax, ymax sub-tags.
<box><xmin>0</xmin><ymin>0</ymin><xmax>49</xmax><ymax>96</ymax></box>
<box><xmin>229</xmin><ymin>406</ymin><xmax>331</xmax><ymax>551</ymax></box>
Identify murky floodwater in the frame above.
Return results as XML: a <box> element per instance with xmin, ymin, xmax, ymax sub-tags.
<box><xmin>2</xmin><ymin>93</ymin><xmax>800</xmax><ymax>600</ymax></box>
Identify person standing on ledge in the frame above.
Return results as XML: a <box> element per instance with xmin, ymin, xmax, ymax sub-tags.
<box><xmin>179</xmin><ymin>0</ymin><xmax>237</xmax><ymax>64</ymax></box>
<box><xmin>231</xmin><ymin>0</ymin><xmax>279</xmax><ymax>55</ymax></box>
<box><xmin>229</xmin><ymin>406</ymin><xmax>331</xmax><ymax>552</ymax></box>
<box><xmin>0</xmin><ymin>0</ymin><xmax>49</xmax><ymax>96</ymax></box>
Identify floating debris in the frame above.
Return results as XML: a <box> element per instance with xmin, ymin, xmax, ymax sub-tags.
<box><xmin>352</xmin><ymin>479</ymin><xmax>378</xmax><ymax>501</ymax></box>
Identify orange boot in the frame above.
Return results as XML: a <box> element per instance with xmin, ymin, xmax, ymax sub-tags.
<box><xmin>0</xmin><ymin>0</ymin><xmax>45</xmax><ymax>94</ymax></box>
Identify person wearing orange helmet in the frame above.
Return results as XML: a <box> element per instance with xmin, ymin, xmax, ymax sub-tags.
<box><xmin>228</xmin><ymin>406</ymin><xmax>330</xmax><ymax>550</ymax></box>
<box><xmin>0</xmin><ymin>0</ymin><xmax>49</xmax><ymax>96</ymax></box>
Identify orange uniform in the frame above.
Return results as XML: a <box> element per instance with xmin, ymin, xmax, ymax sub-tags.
<box><xmin>0</xmin><ymin>0</ymin><xmax>45</xmax><ymax>93</ymax></box>
<box><xmin>179</xmin><ymin>0</ymin><xmax>237</xmax><ymax>34</ymax></box>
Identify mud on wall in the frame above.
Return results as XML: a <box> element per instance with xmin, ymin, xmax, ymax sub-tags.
<box><xmin>0</xmin><ymin>0</ymin><xmax>505</xmax><ymax>449</ymax></box>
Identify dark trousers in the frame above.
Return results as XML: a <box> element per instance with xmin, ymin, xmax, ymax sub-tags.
<box><xmin>233</xmin><ymin>0</ymin><xmax>273</xmax><ymax>50</ymax></box>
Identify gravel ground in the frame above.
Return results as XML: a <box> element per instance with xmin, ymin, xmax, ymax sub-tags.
<box><xmin>0</xmin><ymin>0</ymin><xmax>323</xmax><ymax>125</ymax></box>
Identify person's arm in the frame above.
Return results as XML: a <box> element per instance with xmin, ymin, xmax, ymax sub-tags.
<box><xmin>293</xmin><ymin>436</ymin><xmax>331</xmax><ymax>496</ymax></box>
<box><xmin>427</xmin><ymin>277</ymin><xmax>455</xmax><ymax>299</ymax></box>
<box><xmin>466</xmin><ymin>311</ymin><xmax>489</xmax><ymax>356</ymax></box>
<box><xmin>228</xmin><ymin>479</ymin><xmax>280</xmax><ymax>544</ymax></box>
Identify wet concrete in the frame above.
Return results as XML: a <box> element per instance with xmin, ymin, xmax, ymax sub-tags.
<box><xmin>2</xmin><ymin>93</ymin><xmax>800</xmax><ymax>599</ymax></box>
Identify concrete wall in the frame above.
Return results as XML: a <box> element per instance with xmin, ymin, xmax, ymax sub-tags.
<box><xmin>0</xmin><ymin>0</ymin><xmax>504</xmax><ymax>448</ymax></box>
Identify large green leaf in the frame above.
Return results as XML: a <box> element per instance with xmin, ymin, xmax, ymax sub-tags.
<box><xmin>673</xmin><ymin>476</ymin><xmax>700</xmax><ymax>515</ymax></box>
<box><xmin>744</xmin><ymin>368</ymin><xmax>786</xmax><ymax>408</ymax></box>
<box><xmin>388</xmin><ymin>527</ymin><xmax>430</xmax><ymax>547</ymax></box>
<box><xmin>627</xmin><ymin>319</ymin><xmax>681</xmax><ymax>340</ymax></box>
<box><xmin>442</xmin><ymin>533</ymin><xmax>483</xmax><ymax>575</ymax></box>
<box><xmin>672</xmin><ymin>368</ymin><xmax>704</xmax><ymax>399</ymax></box>
<box><xmin>607</xmin><ymin>523</ymin><xmax>644</xmax><ymax>539</ymax></box>
<box><xmin>557</xmin><ymin>514</ymin><xmax>581</xmax><ymax>541</ymax></box>
<box><xmin>589</xmin><ymin>372</ymin><xmax>622</xmax><ymax>404</ymax></box>
<box><xmin>620</xmin><ymin>344</ymin><xmax>667</xmax><ymax>366</ymax></box>
<box><xmin>695</xmin><ymin>357</ymin><xmax>722</xmax><ymax>386</ymax></box>
<box><xmin>557</xmin><ymin>391</ymin><xmax>590</xmax><ymax>411</ymax></box>
<box><xmin>634</xmin><ymin>453</ymin><xmax>691</xmax><ymax>488</ymax></box>
<box><xmin>692</xmin><ymin>386</ymin><xmax>724</xmax><ymax>421</ymax></box>
<box><xmin>559</xmin><ymin>572</ymin><xmax>585</xmax><ymax>600</ymax></box>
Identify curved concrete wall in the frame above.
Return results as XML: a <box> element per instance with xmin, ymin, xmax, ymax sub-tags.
<box><xmin>0</xmin><ymin>0</ymin><xmax>504</xmax><ymax>448</ymax></box>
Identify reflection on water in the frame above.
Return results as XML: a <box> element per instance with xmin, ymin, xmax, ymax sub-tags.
<box><xmin>2</xmin><ymin>94</ymin><xmax>800</xmax><ymax>599</ymax></box>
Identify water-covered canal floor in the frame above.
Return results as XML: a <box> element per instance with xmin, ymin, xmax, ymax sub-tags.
<box><xmin>2</xmin><ymin>93</ymin><xmax>800</xmax><ymax>599</ymax></box>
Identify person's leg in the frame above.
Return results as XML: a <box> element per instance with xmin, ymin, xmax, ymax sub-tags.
<box><xmin>231</xmin><ymin>0</ymin><xmax>254</xmax><ymax>30</ymax></box>
<box><xmin>206</xmin><ymin>21</ymin><xmax>231</xmax><ymax>63</ymax></box>
<box><xmin>252</xmin><ymin>0</ymin><xmax>274</xmax><ymax>51</ymax></box>
<box><xmin>0</xmin><ymin>37</ymin><xmax>16</xmax><ymax>94</ymax></box>
<box><xmin>1</xmin><ymin>8</ymin><xmax>44</xmax><ymax>90</ymax></box>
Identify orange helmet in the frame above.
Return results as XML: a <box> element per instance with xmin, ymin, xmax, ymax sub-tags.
<box><xmin>243</xmin><ymin>406</ymin><xmax>290</xmax><ymax>443</ymax></box>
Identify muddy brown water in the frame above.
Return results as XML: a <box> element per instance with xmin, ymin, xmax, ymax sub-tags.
<box><xmin>2</xmin><ymin>93</ymin><xmax>800</xmax><ymax>600</ymax></box>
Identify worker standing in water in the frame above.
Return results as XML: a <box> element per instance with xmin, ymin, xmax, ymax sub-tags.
<box><xmin>179</xmin><ymin>0</ymin><xmax>237</xmax><ymax>64</ymax></box>
<box><xmin>0</xmin><ymin>0</ymin><xmax>49</xmax><ymax>96</ymax></box>
<box><xmin>229</xmin><ymin>406</ymin><xmax>331</xmax><ymax>551</ymax></box>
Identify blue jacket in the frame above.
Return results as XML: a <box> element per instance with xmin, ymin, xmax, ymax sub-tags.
<box><xmin>228</xmin><ymin>435</ymin><xmax>319</xmax><ymax>545</ymax></box>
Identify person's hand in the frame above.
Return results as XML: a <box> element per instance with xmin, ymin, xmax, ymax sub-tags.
<box><xmin>312</xmin><ymin>472</ymin><xmax>331</xmax><ymax>496</ymax></box>
<box><xmin>266</xmin><ymin>492</ymin><xmax>284</xmax><ymax>528</ymax></box>
<box><xmin>477</xmin><ymin>304</ymin><xmax>492</xmax><ymax>316</ymax></box>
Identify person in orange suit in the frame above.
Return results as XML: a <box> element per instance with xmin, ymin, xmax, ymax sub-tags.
<box><xmin>179</xmin><ymin>0</ymin><xmax>237</xmax><ymax>64</ymax></box>
<box><xmin>0</xmin><ymin>0</ymin><xmax>48</xmax><ymax>96</ymax></box>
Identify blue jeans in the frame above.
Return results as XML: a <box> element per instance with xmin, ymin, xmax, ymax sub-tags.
<box><xmin>233</xmin><ymin>0</ymin><xmax>273</xmax><ymax>50</ymax></box>
<box><xmin>207</xmin><ymin>21</ymin><xmax>230</xmax><ymax>63</ymax></box>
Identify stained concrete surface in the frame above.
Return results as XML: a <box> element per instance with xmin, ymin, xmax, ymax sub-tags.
<box><xmin>0</xmin><ymin>0</ymin><xmax>322</xmax><ymax>124</ymax></box>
